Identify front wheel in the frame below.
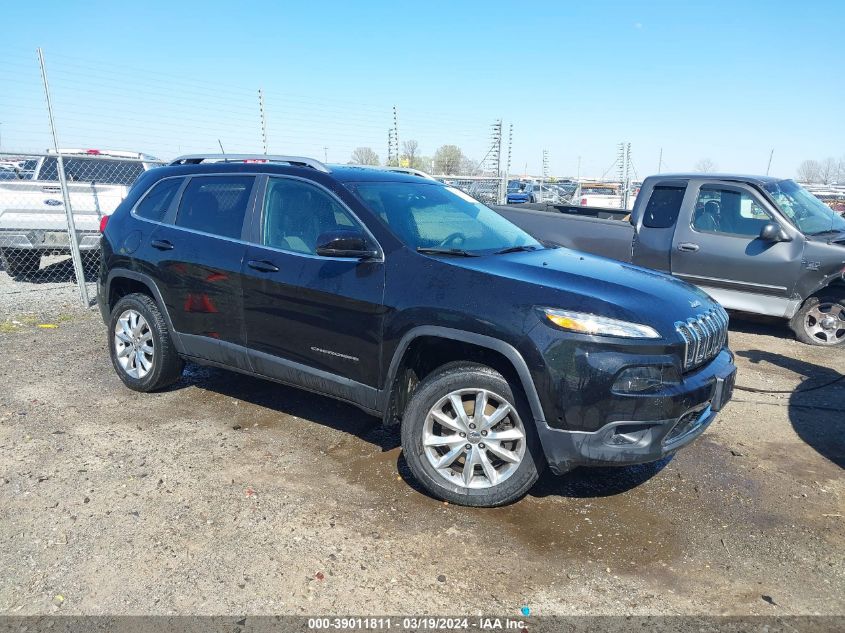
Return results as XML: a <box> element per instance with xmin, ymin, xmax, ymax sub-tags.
<box><xmin>790</xmin><ymin>294</ymin><xmax>845</xmax><ymax>346</ymax></box>
<box><xmin>401</xmin><ymin>362</ymin><xmax>544</xmax><ymax>507</ymax></box>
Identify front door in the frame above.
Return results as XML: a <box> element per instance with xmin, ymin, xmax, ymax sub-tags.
<box><xmin>241</xmin><ymin>176</ymin><xmax>386</xmax><ymax>402</ymax></box>
<box><xmin>671</xmin><ymin>181</ymin><xmax>803</xmax><ymax>317</ymax></box>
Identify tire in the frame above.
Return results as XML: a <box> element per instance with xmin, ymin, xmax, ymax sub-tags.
<box><xmin>790</xmin><ymin>294</ymin><xmax>845</xmax><ymax>346</ymax></box>
<box><xmin>401</xmin><ymin>362</ymin><xmax>545</xmax><ymax>507</ymax></box>
<box><xmin>108</xmin><ymin>293</ymin><xmax>184</xmax><ymax>391</ymax></box>
<box><xmin>0</xmin><ymin>248</ymin><xmax>41</xmax><ymax>278</ymax></box>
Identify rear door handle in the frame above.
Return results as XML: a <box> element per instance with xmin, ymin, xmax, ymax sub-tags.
<box><xmin>678</xmin><ymin>242</ymin><xmax>700</xmax><ymax>252</ymax></box>
<box><xmin>150</xmin><ymin>239</ymin><xmax>174</xmax><ymax>251</ymax></box>
<box><xmin>247</xmin><ymin>259</ymin><xmax>280</xmax><ymax>273</ymax></box>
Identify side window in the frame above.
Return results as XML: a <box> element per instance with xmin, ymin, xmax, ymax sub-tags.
<box><xmin>65</xmin><ymin>159</ymin><xmax>145</xmax><ymax>185</ymax></box>
<box><xmin>262</xmin><ymin>178</ymin><xmax>362</xmax><ymax>254</ymax></box>
<box><xmin>642</xmin><ymin>186</ymin><xmax>685</xmax><ymax>228</ymax></box>
<box><xmin>135</xmin><ymin>178</ymin><xmax>183</xmax><ymax>222</ymax></box>
<box><xmin>692</xmin><ymin>188</ymin><xmax>773</xmax><ymax>237</ymax></box>
<box><xmin>175</xmin><ymin>176</ymin><xmax>254</xmax><ymax>239</ymax></box>
<box><xmin>38</xmin><ymin>157</ymin><xmax>58</xmax><ymax>181</ymax></box>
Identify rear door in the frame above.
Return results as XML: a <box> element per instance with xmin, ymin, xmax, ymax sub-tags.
<box><xmin>241</xmin><ymin>175</ymin><xmax>386</xmax><ymax>399</ymax></box>
<box><xmin>150</xmin><ymin>174</ymin><xmax>257</xmax><ymax>368</ymax></box>
<box><xmin>670</xmin><ymin>181</ymin><xmax>804</xmax><ymax>316</ymax></box>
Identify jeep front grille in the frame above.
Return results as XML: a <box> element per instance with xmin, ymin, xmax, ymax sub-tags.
<box><xmin>675</xmin><ymin>307</ymin><xmax>729</xmax><ymax>372</ymax></box>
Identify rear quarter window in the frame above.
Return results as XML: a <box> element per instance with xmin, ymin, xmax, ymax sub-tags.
<box><xmin>642</xmin><ymin>186</ymin><xmax>686</xmax><ymax>228</ymax></box>
<box><xmin>135</xmin><ymin>178</ymin><xmax>183</xmax><ymax>222</ymax></box>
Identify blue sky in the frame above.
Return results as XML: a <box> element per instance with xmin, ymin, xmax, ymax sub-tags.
<box><xmin>1</xmin><ymin>0</ymin><xmax>843</xmax><ymax>178</ymax></box>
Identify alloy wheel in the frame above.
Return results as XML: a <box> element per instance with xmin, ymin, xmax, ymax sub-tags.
<box><xmin>114</xmin><ymin>309</ymin><xmax>154</xmax><ymax>378</ymax></box>
<box><xmin>422</xmin><ymin>388</ymin><xmax>526</xmax><ymax>489</ymax></box>
<box><xmin>804</xmin><ymin>302</ymin><xmax>845</xmax><ymax>345</ymax></box>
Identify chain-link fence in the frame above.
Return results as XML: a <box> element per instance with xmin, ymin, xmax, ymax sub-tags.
<box><xmin>0</xmin><ymin>151</ymin><xmax>165</xmax><ymax>305</ymax></box>
<box><xmin>436</xmin><ymin>176</ymin><xmax>504</xmax><ymax>206</ymax></box>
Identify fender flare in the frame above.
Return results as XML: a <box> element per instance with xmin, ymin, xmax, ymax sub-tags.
<box><xmin>104</xmin><ymin>268</ymin><xmax>185</xmax><ymax>353</ymax></box>
<box><xmin>382</xmin><ymin>325</ymin><xmax>546</xmax><ymax>424</ymax></box>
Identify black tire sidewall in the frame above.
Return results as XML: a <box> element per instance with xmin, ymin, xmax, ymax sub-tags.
<box><xmin>108</xmin><ymin>294</ymin><xmax>181</xmax><ymax>391</ymax></box>
<box><xmin>401</xmin><ymin>364</ymin><xmax>544</xmax><ymax>507</ymax></box>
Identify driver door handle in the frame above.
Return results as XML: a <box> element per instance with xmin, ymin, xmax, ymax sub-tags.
<box><xmin>678</xmin><ymin>242</ymin><xmax>700</xmax><ymax>252</ymax></box>
<box><xmin>150</xmin><ymin>239</ymin><xmax>174</xmax><ymax>251</ymax></box>
<box><xmin>247</xmin><ymin>259</ymin><xmax>280</xmax><ymax>273</ymax></box>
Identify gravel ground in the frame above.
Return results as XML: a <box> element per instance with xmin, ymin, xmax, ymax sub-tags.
<box><xmin>0</xmin><ymin>283</ymin><xmax>843</xmax><ymax>617</ymax></box>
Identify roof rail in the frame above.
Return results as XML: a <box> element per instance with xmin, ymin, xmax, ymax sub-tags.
<box><xmin>348</xmin><ymin>164</ymin><xmax>438</xmax><ymax>181</ymax></box>
<box><xmin>169</xmin><ymin>154</ymin><xmax>330</xmax><ymax>173</ymax></box>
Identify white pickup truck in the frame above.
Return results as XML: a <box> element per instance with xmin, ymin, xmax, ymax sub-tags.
<box><xmin>0</xmin><ymin>149</ymin><xmax>159</xmax><ymax>277</ymax></box>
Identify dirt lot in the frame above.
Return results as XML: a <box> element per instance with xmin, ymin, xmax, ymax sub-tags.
<box><xmin>0</xmin><ymin>296</ymin><xmax>843</xmax><ymax>617</ymax></box>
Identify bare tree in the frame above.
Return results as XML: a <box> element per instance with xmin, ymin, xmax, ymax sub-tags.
<box><xmin>349</xmin><ymin>147</ymin><xmax>380</xmax><ymax>166</ymax></box>
<box><xmin>694</xmin><ymin>158</ymin><xmax>717</xmax><ymax>173</ymax></box>
<box><xmin>433</xmin><ymin>145</ymin><xmax>464</xmax><ymax>175</ymax></box>
<box><xmin>819</xmin><ymin>157</ymin><xmax>838</xmax><ymax>185</ymax></box>
<box><xmin>402</xmin><ymin>140</ymin><xmax>419</xmax><ymax>164</ymax></box>
<box><xmin>796</xmin><ymin>159</ymin><xmax>822</xmax><ymax>183</ymax></box>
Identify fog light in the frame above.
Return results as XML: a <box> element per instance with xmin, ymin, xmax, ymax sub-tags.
<box><xmin>612</xmin><ymin>366</ymin><xmax>679</xmax><ymax>394</ymax></box>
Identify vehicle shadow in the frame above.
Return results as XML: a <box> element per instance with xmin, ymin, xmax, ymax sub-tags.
<box><xmin>735</xmin><ymin>349</ymin><xmax>844</xmax><ymax>469</ymax></box>
<box><xmin>727</xmin><ymin>311</ymin><xmax>795</xmax><ymax>340</ymax></box>
<box><xmin>528</xmin><ymin>457</ymin><xmax>672</xmax><ymax>499</ymax></box>
<box><xmin>174</xmin><ymin>362</ymin><xmax>399</xmax><ymax>451</ymax></box>
<box><xmin>10</xmin><ymin>256</ymin><xmax>99</xmax><ymax>284</ymax></box>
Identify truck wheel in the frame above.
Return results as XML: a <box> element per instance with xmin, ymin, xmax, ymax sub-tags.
<box><xmin>108</xmin><ymin>293</ymin><xmax>184</xmax><ymax>392</ymax></box>
<box><xmin>790</xmin><ymin>294</ymin><xmax>845</xmax><ymax>346</ymax></box>
<box><xmin>401</xmin><ymin>362</ymin><xmax>544</xmax><ymax>507</ymax></box>
<box><xmin>0</xmin><ymin>249</ymin><xmax>41</xmax><ymax>278</ymax></box>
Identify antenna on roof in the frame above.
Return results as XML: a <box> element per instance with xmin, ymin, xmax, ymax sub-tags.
<box><xmin>218</xmin><ymin>139</ymin><xmax>226</xmax><ymax>161</ymax></box>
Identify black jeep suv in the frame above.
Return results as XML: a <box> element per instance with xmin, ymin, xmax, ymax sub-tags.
<box><xmin>98</xmin><ymin>154</ymin><xmax>736</xmax><ymax>507</ymax></box>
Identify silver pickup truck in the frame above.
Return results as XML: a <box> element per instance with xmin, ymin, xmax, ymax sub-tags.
<box><xmin>0</xmin><ymin>149</ymin><xmax>158</xmax><ymax>278</ymax></box>
<box><xmin>496</xmin><ymin>173</ymin><xmax>845</xmax><ymax>346</ymax></box>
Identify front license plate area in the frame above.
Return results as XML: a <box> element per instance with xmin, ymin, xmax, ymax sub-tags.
<box><xmin>711</xmin><ymin>368</ymin><xmax>736</xmax><ymax>412</ymax></box>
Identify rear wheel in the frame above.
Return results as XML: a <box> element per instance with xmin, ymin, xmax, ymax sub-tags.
<box><xmin>109</xmin><ymin>293</ymin><xmax>184</xmax><ymax>391</ymax></box>
<box><xmin>0</xmin><ymin>248</ymin><xmax>41</xmax><ymax>278</ymax></box>
<box><xmin>401</xmin><ymin>362</ymin><xmax>544</xmax><ymax>507</ymax></box>
<box><xmin>790</xmin><ymin>294</ymin><xmax>845</xmax><ymax>346</ymax></box>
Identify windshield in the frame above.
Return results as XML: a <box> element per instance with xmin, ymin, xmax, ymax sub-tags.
<box><xmin>349</xmin><ymin>181</ymin><xmax>542</xmax><ymax>253</ymax></box>
<box><xmin>764</xmin><ymin>179</ymin><xmax>845</xmax><ymax>235</ymax></box>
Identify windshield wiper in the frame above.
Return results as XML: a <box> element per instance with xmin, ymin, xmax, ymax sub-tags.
<box><xmin>494</xmin><ymin>245</ymin><xmax>540</xmax><ymax>255</ymax></box>
<box><xmin>416</xmin><ymin>247</ymin><xmax>479</xmax><ymax>257</ymax></box>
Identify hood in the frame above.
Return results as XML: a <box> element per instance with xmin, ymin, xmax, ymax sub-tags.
<box><xmin>451</xmin><ymin>247</ymin><xmax>720</xmax><ymax>338</ymax></box>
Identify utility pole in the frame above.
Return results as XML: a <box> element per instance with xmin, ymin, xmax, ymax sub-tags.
<box><xmin>392</xmin><ymin>105</ymin><xmax>400</xmax><ymax>166</ymax></box>
<box><xmin>258</xmin><ymin>89</ymin><xmax>268</xmax><ymax>155</ymax></box>
<box><xmin>38</xmin><ymin>47</ymin><xmax>88</xmax><ymax>306</ymax></box>
<box><xmin>766</xmin><ymin>148</ymin><xmax>774</xmax><ymax>176</ymax></box>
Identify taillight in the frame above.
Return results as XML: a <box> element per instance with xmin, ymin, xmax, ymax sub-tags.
<box><xmin>99</xmin><ymin>215</ymin><xmax>109</xmax><ymax>233</ymax></box>
<box><xmin>580</xmin><ymin>197</ymin><xmax>588</xmax><ymax>206</ymax></box>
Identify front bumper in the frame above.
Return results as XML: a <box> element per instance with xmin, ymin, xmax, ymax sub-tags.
<box><xmin>536</xmin><ymin>349</ymin><xmax>736</xmax><ymax>474</ymax></box>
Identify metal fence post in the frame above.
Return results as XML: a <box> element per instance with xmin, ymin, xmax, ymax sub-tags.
<box><xmin>37</xmin><ymin>47</ymin><xmax>89</xmax><ymax>306</ymax></box>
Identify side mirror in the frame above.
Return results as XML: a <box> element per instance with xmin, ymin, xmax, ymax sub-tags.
<box><xmin>315</xmin><ymin>229</ymin><xmax>378</xmax><ymax>259</ymax></box>
<box><xmin>759</xmin><ymin>222</ymin><xmax>789</xmax><ymax>242</ymax></box>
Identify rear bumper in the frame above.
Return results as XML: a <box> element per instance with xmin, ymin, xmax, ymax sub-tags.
<box><xmin>536</xmin><ymin>351</ymin><xmax>736</xmax><ymax>474</ymax></box>
<box><xmin>0</xmin><ymin>229</ymin><xmax>100</xmax><ymax>250</ymax></box>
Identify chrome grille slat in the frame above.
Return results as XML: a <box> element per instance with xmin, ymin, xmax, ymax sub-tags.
<box><xmin>675</xmin><ymin>307</ymin><xmax>729</xmax><ymax>372</ymax></box>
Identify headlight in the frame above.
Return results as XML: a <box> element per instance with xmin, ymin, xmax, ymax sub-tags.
<box><xmin>542</xmin><ymin>308</ymin><xmax>660</xmax><ymax>339</ymax></box>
